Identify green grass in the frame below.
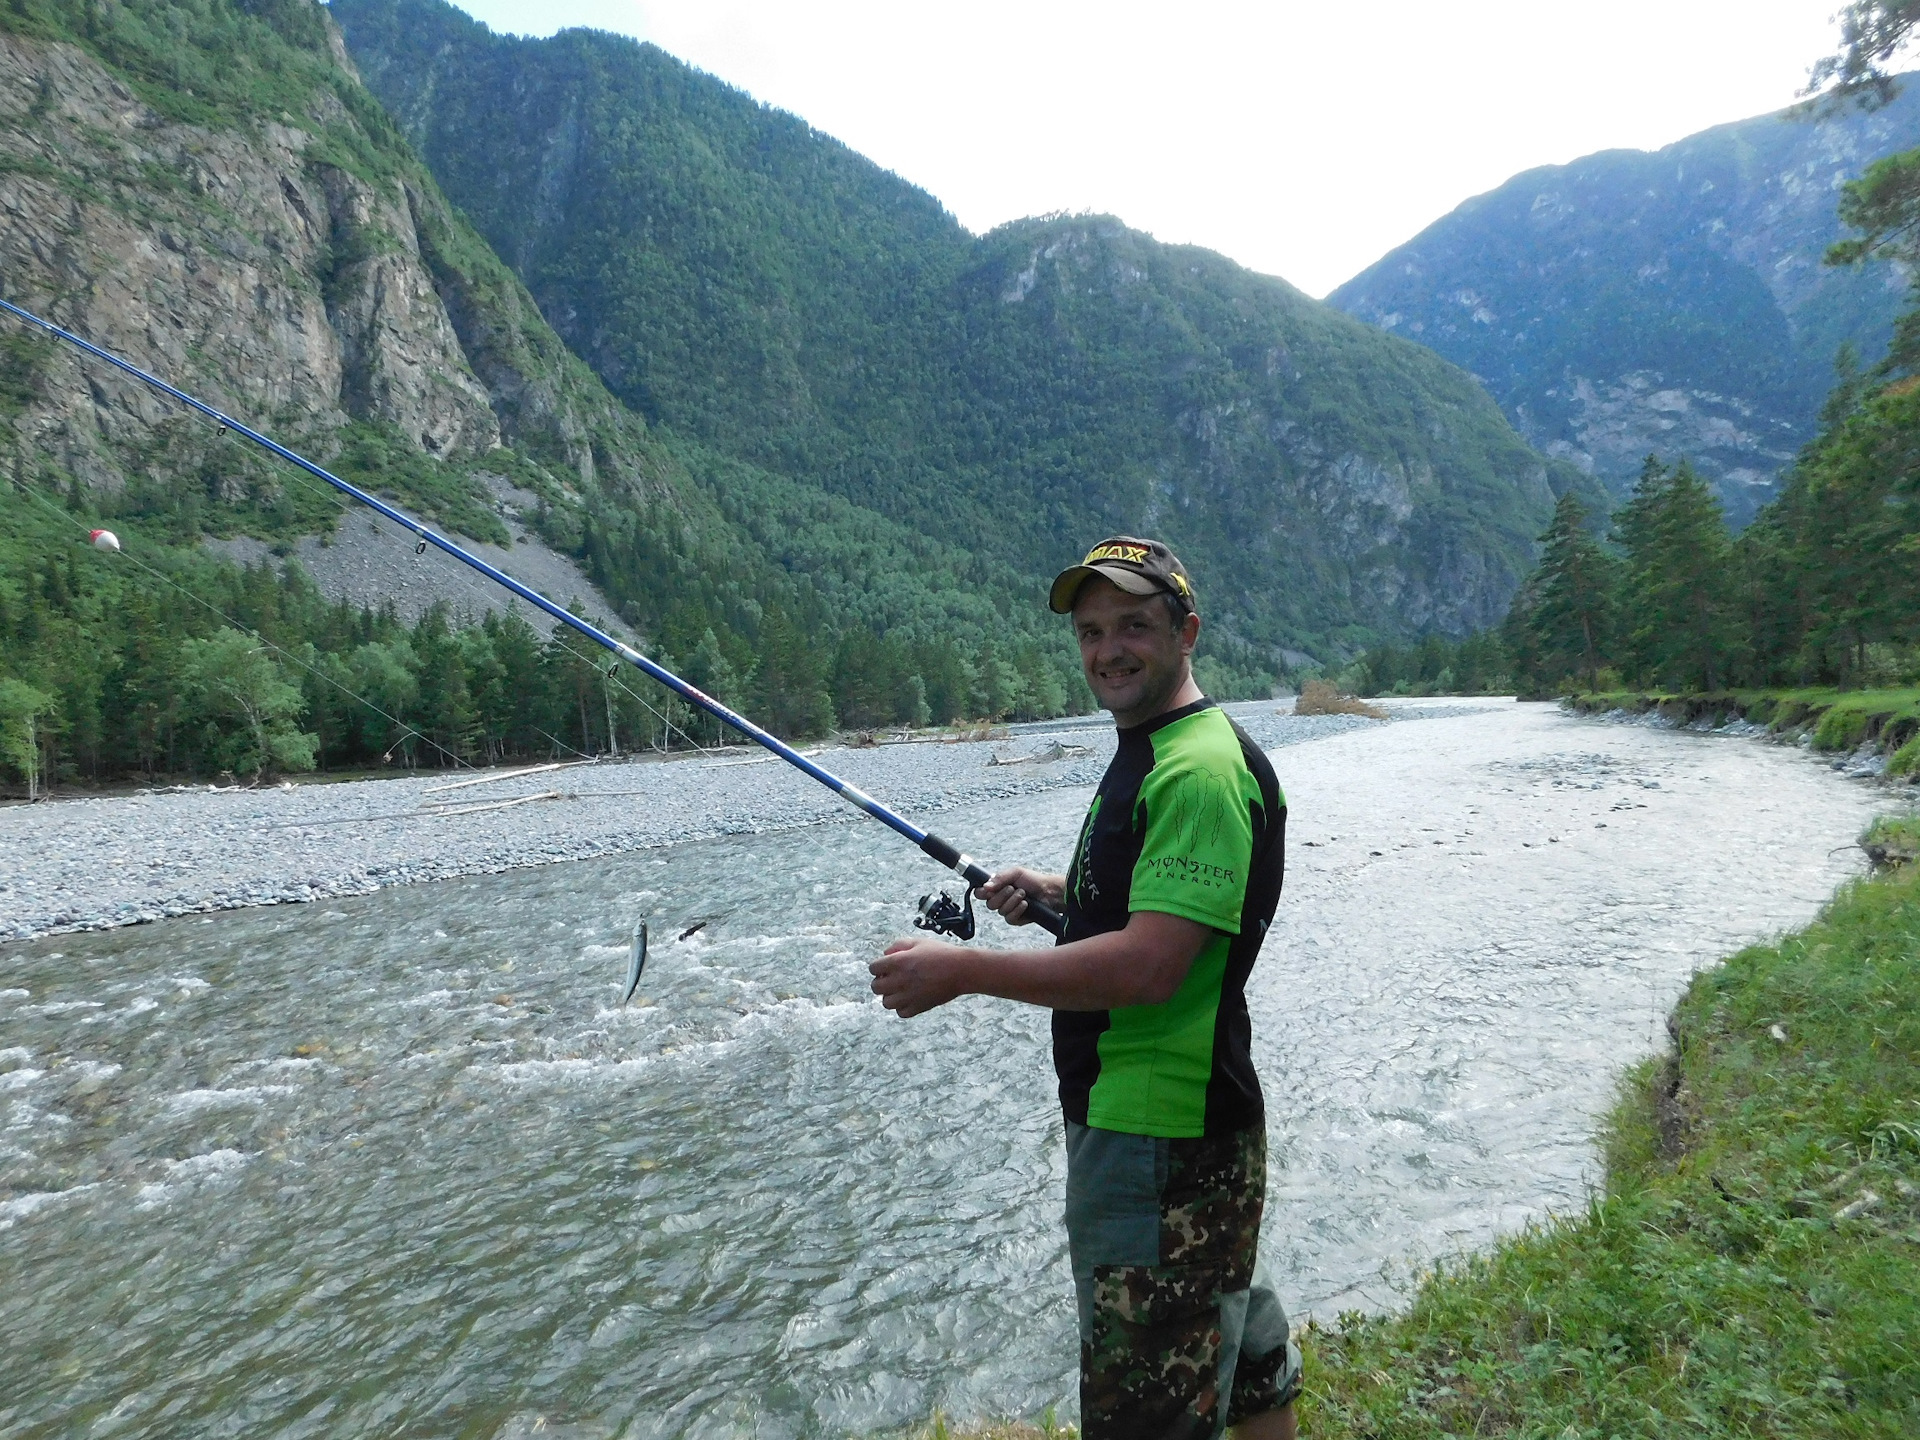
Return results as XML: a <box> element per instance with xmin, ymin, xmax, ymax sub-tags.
<box><xmin>1570</xmin><ymin>687</ymin><xmax>1920</xmax><ymax>759</ymax></box>
<box><xmin>1300</xmin><ymin>853</ymin><xmax>1920</xmax><ymax>1438</ymax></box>
<box><xmin>1890</xmin><ymin>734</ymin><xmax>1920</xmax><ymax>779</ymax></box>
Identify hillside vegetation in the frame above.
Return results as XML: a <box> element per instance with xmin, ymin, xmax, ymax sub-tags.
<box><xmin>0</xmin><ymin>0</ymin><xmax>1093</xmax><ymax>787</ymax></box>
<box><xmin>333</xmin><ymin>0</ymin><xmax>1587</xmax><ymax>656</ymax></box>
<box><xmin>0</xmin><ymin>0</ymin><xmax>1599</xmax><ymax>789</ymax></box>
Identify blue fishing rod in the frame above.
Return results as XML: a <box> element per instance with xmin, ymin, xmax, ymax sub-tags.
<box><xmin>1</xmin><ymin>297</ymin><xmax>1066</xmax><ymax>968</ymax></box>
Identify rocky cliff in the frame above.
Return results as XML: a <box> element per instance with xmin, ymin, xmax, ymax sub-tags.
<box><xmin>0</xmin><ymin>1</ymin><xmax>858</xmax><ymax>647</ymax></box>
<box><xmin>1329</xmin><ymin>85</ymin><xmax>1920</xmax><ymax>526</ymax></box>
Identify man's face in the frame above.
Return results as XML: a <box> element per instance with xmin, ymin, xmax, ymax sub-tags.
<box><xmin>1071</xmin><ymin>577</ymin><xmax>1200</xmax><ymax>725</ymax></box>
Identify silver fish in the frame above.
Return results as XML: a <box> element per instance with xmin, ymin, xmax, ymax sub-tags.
<box><xmin>622</xmin><ymin>919</ymin><xmax>648</xmax><ymax>1006</ymax></box>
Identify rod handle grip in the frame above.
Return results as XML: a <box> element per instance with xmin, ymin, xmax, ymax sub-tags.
<box><xmin>928</xmin><ymin>845</ymin><xmax>1065</xmax><ymax>939</ymax></box>
<box><xmin>1021</xmin><ymin>895</ymin><xmax>1067</xmax><ymax>939</ymax></box>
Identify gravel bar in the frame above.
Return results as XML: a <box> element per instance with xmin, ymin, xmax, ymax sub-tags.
<box><xmin>0</xmin><ymin>702</ymin><xmax>1483</xmax><ymax>943</ymax></box>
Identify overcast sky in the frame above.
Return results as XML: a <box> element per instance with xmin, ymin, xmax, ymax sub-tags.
<box><xmin>442</xmin><ymin>1</ymin><xmax>1845</xmax><ymax>298</ymax></box>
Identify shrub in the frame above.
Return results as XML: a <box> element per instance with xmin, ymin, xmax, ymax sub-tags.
<box><xmin>1863</xmin><ymin>813</ymin><xmax>1920</xmax><ymax>866</ymax></box>
<box><xmin>1891</xmin><ymin>733</ymin><xmax>1920</xmax><ymax>777</ymax></box>
<box><xmin>1813</xmin><ymin>705</ymin><xmax>1870</xmax><ymax>752</ymax></box>
<box><xmin>1294</xmin><ymin>680</ymin><xmax>1387</xmax><ymax>720</ymax></box>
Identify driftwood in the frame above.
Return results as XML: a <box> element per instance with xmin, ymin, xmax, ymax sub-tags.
<box><xmin>419</xmin><ymin>760</ymin><xmax>591</xmax><ymax>796</ymax></box>
<box><xmin>426</xmin><ymin>790</ymin><xmax>565</xmax><ymax>818</ymax></box>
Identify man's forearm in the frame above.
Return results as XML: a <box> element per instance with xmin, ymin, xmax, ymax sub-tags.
<box><xmin>870</xmin><ymin>904</ymin><xmax>1211</xmax><ymax>1018</ymax></box>
<box><xmin>954</xmin><ymin>919</ymin><xmax>1201</xmax><ymax>1010</ymax></box>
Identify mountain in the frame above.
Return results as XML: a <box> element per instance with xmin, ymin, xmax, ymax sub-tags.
<box><xmin>331</xmin><ymin>0</ymin><xmax>1587</xmax><ymax>656</ymax></box>
<box><xmin>0</xmin><ymin>0</ymin><xmax>1092</xmax><ymax>767</ymax></box>
<box><xmin>1328</xmin><ymin>86</ymin><xmax>1920</xmax><ymax>527</ymax></box>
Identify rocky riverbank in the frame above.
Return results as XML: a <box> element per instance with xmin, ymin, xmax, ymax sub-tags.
<box><xmin>1566</xmin><ymin>688</ymin><xmax>1920</xmax><ymax>782</ymax></box>
<box><xmin>0</xmin><ymin>703</ymin><xmax>1399</xmax><ymax>944</ymax></box>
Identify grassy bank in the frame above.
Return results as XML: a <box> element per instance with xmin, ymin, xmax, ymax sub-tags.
<box><xmin>1565</xmin><ymin>687</ymin><xmax>1920</xmax><ymax>777</ymax></box>
<box><xmin>1299</xmin><ymin>841</ymin><xmax>1920</xmax><ymax>1437</ymax></box>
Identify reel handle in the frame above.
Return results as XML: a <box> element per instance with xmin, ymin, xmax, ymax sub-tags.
<box><xmin>918</xmin><ymin>834</ymin><xmax>1067</xmax><ymax>938</ymax></box>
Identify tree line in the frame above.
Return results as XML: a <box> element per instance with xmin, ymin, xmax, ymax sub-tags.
<box><xmin>0</xmin><ymin>506</ymin><xmax>1096</xmax><ymax>790</ymax></box>
<box><xmin>1356</xmin><ymin>372</ymin><xmax>1920</xmax><ymax>703</ymax></box>
<box><xmin>1500</xmin><ymin>371</ymin><xmax>1918</xmax><ymax>697</ymax></box>
<box><xmin>1491</xmin><ymin>3</ymin><xmax>1920</xmax><ymax>698</ymax></box>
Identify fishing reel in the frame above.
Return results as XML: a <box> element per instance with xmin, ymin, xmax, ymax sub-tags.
<box><xmin>914</xmin><ymin>888</ymin><xmax>976</xmax><ymax>941</ymax></box>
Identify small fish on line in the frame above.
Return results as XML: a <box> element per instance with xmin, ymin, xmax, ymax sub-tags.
<box><xmin>621</xmin><ymin>920</ymin><xmax>648</xmax><ymax>1007</ymax></box>
<box><xmin>678</xmin><ymin>920</ymin><xmax>708</xmax><ymax>941</ymax></box>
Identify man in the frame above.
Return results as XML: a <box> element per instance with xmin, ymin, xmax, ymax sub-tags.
<box><xmin>870</xmin><ymin>537</ymin><xmax>1299</xmax><ymax>1439</ymax></box>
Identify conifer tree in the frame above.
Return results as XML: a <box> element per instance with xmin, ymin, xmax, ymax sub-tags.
<box><xmin>1613</xmin><ymin>458</ymin><xmax>1737</xmax><ymax>691</ymax></box>
<box><xmin>1523</xmin><ymin>493</ymin><xmax>1617</xmax><ymax>689</ymax></box>
<box><xmin>751</xmin><ymin>607</ymin><xmax>835</xmax><ymax>738</ymax></box>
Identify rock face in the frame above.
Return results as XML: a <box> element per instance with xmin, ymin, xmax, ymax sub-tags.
<box><xmin>0</xmin><ymin>33</ymin><xmax>496</xmax><ymax>484</ymax></box>
<box><xmin>938</xmin><ymin>218</ymin><xmax>1574</xmax><ymax>642</ymax></box>
<box><xmin>0</xmin><ymin>19</ymin><xmax>739</xmax><ymax>627</ymax></box>
<box><xmin>1328</xmin><ymin>83</ymin><xmax>1920</xmax><ymax>526</ymax></box>
<box><xmin>307</xmin><ymin>164</ymin><xmax>500</xmax><ymax>457</ymax></box>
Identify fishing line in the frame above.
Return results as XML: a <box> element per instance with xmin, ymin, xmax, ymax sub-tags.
<box><xmin>10</xmin><ymin>477</ymin><xmax>471</xmax><ymax>771</ymax></box>
<box><xmin>557</xmin><ymin>640</ymin><xmax>721</xmax><ymax>757</ymax></box>
<box><xmin>0</xmin><ymin>296</ymin><xmax>1067</xmax><ymax>941</ymax></box>
<box><xmin>531</xmin><ymin>724</ymin><xmax>598</xmax><ymax>762</ymax></box>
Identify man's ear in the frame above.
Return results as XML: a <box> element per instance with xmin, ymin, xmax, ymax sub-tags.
<box><xmin>1179</xmin><ymin>610</ymin><xmax>1201</xmax><ymax>656</ymax></box>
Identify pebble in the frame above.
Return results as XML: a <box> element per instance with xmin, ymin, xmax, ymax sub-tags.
<box><xmin>0</xmin><ymin>705</ymin><xmax>1391</xmax><ymax>944</ymax></box>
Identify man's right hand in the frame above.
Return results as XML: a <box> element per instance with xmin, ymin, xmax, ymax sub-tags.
<box><xmin>976</xmin><ymin>867</ymin><xmax>1066</xmax><ymax>927</ymax></box>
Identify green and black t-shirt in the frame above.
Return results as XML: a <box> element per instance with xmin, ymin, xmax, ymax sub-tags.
<box><xmin>1055</xmin><ymin>699</ymin><xmax>1286</xmax><ymax>1139</ymax></box>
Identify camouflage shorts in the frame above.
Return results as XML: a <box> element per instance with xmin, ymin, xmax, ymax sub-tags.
<box><xmin>1064</xmin><ymin>1121</ymin><xmax>1301</xmax><ymax>1440</ymax></box>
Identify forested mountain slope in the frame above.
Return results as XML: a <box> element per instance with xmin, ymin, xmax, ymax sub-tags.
<box><xmin>333</xmin><ymin>0</ymin><xmax>1585</xmax><ymax>654</ymax></box>
<box><xmin>0</xmin><ymin>0</ymin><xmax>1097</xmax><ymax>781</ymax></box>
<box><xmin>1329</xmin><ymin>86</ymin><xmax>1920</xmax><ymax>527</ymax></box>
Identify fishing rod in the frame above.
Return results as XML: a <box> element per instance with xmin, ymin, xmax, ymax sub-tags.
<box><xmin>0</xmin><ymin>297</ymin><xmax>1067</xmax><ymax>959</ymax></box>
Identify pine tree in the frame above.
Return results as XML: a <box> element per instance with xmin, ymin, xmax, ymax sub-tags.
<box><xmin>1614</xmin><ymin>458</ymin><xmax>1737</xmax><ymax>691</ymax></box>
<box><xmin>750</xmin><ymin>608</ymin><xmax>834</xmax><ymax>738</ymax></box>
<box><xmin>1524</xmin><ymin>493</ymin><xmax>1617</xmax><ymax>689</ymax></box>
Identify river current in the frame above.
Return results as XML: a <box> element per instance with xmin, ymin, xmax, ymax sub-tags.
<box><xmin>0</xmin><ymin>703</ymin><xmax>1894</xmax><ymax>1436</ymax></box>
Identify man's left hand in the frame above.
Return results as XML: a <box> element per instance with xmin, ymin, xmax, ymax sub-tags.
<box><xmin>870</xmin><ymin>935</ymin><xmax>966</xmax><ymax>1018</ymax></box>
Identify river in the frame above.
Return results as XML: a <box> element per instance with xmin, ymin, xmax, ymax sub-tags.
<box><xmin>0</xmin><ymin>702</ymin><xmax>1893</xmax><ymax>1436</ymax></box>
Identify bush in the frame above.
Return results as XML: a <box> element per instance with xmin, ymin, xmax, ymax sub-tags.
<box><xmin>1863</xmin><ymin>813</ymin><xmax>1920</xmax><ymax>866</ymax></box>
<box><xmin>1813</xmin><ymin>705</ymin><xmax>1871</xmax><ymax>752</ymax></box>
<box><xmin>1891</xmin><ymin>733</ymin><xmax>1920</xmax><ymax>777</ymax></box>
<box><xmin>1294</xmin><ymin>680</ymin><xmax>1387</xmax><ymax>719</ymax></box>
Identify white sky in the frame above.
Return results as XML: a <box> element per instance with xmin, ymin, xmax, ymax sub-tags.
<box><xmin>440</xmin><ymin>1</ymin><xmax>1844</xmax><ymax>298</ymax></box>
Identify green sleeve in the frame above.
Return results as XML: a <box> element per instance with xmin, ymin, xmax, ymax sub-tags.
<box><xmin>1128</xmin><ymin>760</ymin><xmax>1251</xmax><ymax>933</ymax></box>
